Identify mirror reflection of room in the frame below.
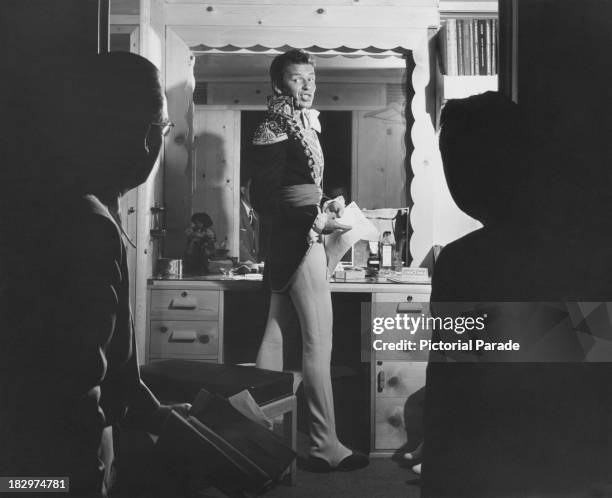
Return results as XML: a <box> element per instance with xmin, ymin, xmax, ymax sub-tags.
<box><xmin>165</xmin><ymin>51</ymin><xmax>409</xmax><ymax>274</ymax></box>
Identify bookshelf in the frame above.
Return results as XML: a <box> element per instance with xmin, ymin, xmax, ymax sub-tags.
<box><xmin>437</xmin><ymin>1</ymin><xmax>499</xmax><ymax>104</ymax></box>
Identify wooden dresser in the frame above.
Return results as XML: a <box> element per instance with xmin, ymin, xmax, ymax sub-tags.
<box><xmin>147</xmin><ymin>277</ymin><xmax>431</xmax><ymax>455</ymax></box>
<box><xmin>147</xmin><ymin>284</ymin><xmax>224</xmax><ymax>363</ymax></box>
<box><xmin>370</xmin><ymin>289</ymin><xmax>431</xmax><ymax>455</ymax></box>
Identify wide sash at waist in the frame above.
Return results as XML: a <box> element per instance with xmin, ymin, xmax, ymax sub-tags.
<box><xmin>279</xmin><ymin>184</ymin><xmax>322</xmax><ymax>207</ymax></box>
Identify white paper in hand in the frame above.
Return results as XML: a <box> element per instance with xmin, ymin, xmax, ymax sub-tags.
<box><xmin>324</xmin><ymin>202</ymin><xmax>379</xmax><ymax>274</ymax></box>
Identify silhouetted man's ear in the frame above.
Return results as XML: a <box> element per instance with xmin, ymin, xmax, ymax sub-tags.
<box><xmin>145</xmin><ymin>126</ymin><xmax>163</xmax><ymax>162</ymax></box>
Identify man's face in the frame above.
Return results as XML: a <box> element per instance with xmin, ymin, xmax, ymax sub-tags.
<box><xmin>278</xmin><ymin>63</ymin><xmax>316</xmax><ymax>109</ymax></box>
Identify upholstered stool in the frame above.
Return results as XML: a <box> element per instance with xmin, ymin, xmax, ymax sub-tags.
<box><xmin>140</xmin><ymin>359</ymin><xmax>297</xmax><ymax>485</ymax></box>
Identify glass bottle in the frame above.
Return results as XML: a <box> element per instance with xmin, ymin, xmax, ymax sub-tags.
<box><xmin>380</xmin><ymin>231</ymin><xmax>394</xmax><ymax>271</ymax></box>
<box><xmin>367</xmin><ymin>240</ymin><xmax>380</xmax><ymax>272</ymax></box>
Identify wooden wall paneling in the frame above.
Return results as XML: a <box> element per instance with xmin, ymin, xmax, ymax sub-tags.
<box><xmin>315</xmin><ymin>83</ymin><xmax>385</xmax><ymax>108</ymax></box>
<box><xmin>439</xmin><ymin>1</ymin><xmax>498</xmax><ymax>15</ymax></box>
<box><xmin>172</xmin><ymin>26</ymin><xmax>431</xmax><ymax>51</ymax></box>
<box><xmin>351</xmin><ymin>112</ymin><xmax>360</xmax><ymax>209</ymax></box>
<box><xmin>192</xmin><ymin>108</ymin><xmax>240</xmax><ymax>258</ymax></box>
<box><xmin>207</xmin><ymin>82</ymin><xmax>269</xmax><ymax>106</ymax></box>
<box><xmin>164</xmin><ymin>4</ymin><xmax>437</xmax><ymax>28</ymax></box>
<box><xmin>353</xmin><ymin>116</ymin><xmax>407</xmax><ymax>209</ymax></box>
<box><xmin>384</xmin><ymin>122</ymin><xmax>407</xmax><ymax>207</ymax></box>
<box><xmin>354</xmin><ymin>111</ymin><xmax>389</xmax><ymax>209</ymax></box>
<box><xmin>111</xmin><ymin>0</ymin><xmax>139</xmax><ymax>15</ymax></box>
<box><xmin>164</xmin><ymin>27</ymin><xmax>196</xmax><ymax>258</ymax></box>
<box><xmin>110</xmin><ymin>14</ymin><xmax>140</xmax><ymax>24</ymax></box>
<box><xmin>165</xmin><ymin>0</ymin><xmax>435</xmax><ymax>6</ymax></box>
<box><xmin>206</xmin><ymin>81</ymin><xmax>385</xmax><ymax>107</ymax></box>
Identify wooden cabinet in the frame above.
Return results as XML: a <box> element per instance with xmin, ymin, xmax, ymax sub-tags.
<box><xmin>374</xmin><ymin>362</ymin><xmax>427</xmax><ymax>449</ymax></box>
<box><xmin>146</xmin><ymin>286</ymin><xmax>224</xmax><ymax>363</ymax></box>
<box><xmin>370</xmin><ymin>287</ymin><xmax>431</xmax><ymax>454</ymax></box>
<box><xmin>147</xmin><ymin>279</ymin><xmax>431</xmax><ymax>454</ymax></box>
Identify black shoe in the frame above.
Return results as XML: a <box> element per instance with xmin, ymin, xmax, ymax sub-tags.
<box><xmin>336</xmin><ymin>452</ymin><xmax>369</xmax><ymax>472</ymax></box>
<box><xmin>305</xmin><ymin>452</ymin><xmax>369</xmax><ymax>473</ymax></box>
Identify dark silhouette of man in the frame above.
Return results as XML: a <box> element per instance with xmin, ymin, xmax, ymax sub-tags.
<box><xmin>423</xmin><ymin>92</ymin><xmax>612</xmax><ymax>497</ymax></box>
<box><xmin>0</xmin><ymin>52</ymin><xmax>187</xmax><ymax>497</ymax></box>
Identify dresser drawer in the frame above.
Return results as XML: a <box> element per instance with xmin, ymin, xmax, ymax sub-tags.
<box><xmin>372</xmin><ymin>293</ymin><xmax>431</xmax><ymax>360</ymax></box>
<box><xmin>373</xmin><ymin>291</ymin><xmax>430</xmax><ymax>304</ymax></box>
<box><xmin>149</xmin><ymin>320</ymin><xmax>219</xmax><ymax>357</ymax></box>
<box><xmin>374</xmin><ymin>397</ymin><xmax>408</xmax><ymax>450</ymax></box>
<box><xmin>148</xmin><ymin>357</ymin><xmax>218</xmax><ymax>364</ymax></box>
<box><xmin>374</xmin><ymin>361</ymin><xmax>426</xmax><ymax>397</ymax></box>
<box><xmin>150</xmin><ymin>289</ymin><xmax>219</xmax><ymax>320</ymax></box>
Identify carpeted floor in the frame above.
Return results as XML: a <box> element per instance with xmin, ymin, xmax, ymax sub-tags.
<box><xmin>117</xmin><ymin>421</ymin><xmax>421</xmax><ymax>498</ymax></box>
<box><xmin>263</xmin><ymin>457</ymin><xmax>421</xmax><ymax>498</ymax></box>
<box><xmin>195</xmin><ymin>430</ymin><xmax>421</xmax><ymax>498</ymax></box>
<box><xmin>261</xmin><ymin>430</ymin><xmax>421</xmax><ymax>498</ymax></box>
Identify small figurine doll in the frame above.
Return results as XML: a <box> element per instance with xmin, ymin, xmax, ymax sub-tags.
<box><xmin>183</xmin><ymin>212</ymin><xmax>216</xmax><ymax>275</ymax></box>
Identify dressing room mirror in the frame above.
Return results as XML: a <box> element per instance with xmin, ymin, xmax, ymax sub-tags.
<box><xmin>166</xmin><ymin>50</ymin><xmax>411</xmax><ymax>264</ymax></box>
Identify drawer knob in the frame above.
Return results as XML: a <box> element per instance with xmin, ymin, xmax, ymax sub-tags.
<box><xmin>388</xmin><ymin>414</ymin><xmax>402</xmax><ymax>428</ymax></box>
<box><xmin>181</xmin><ymin>291</ymin><xmax>188</xmax><ymax>297</ymax></box>
<box><xmin>160</xmin><ymin>326</ymin><xmax>168</xmax><ymax>333</ymax></box>
<box><xmin>406</xmin><ymin>295</ymin><xmax>413</xmax><ymax>302</ymax></box>
<box><xmin>199</xmin><ymin>335</ymin><xmax>210</xmax><ymax>344</ymax></box>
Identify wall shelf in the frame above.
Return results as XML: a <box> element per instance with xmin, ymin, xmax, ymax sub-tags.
<box><xmin>439</xmin><ymin>1</ymin><xmax>498</xmax><ymax>17</ymax></box>
<box><xmin>442</xmin><ymin>74</ymin><xmax>497</xmax><ymax>100</ymax></box>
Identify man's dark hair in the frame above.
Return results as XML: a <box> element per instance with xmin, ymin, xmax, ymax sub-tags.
<box><xmin>269</xmin><ymin>49</ymin><xmax>314</xmax><ymax>93</ymax></box>
<box><xmin>439</xmin><ymin>91</ymin><xmax>527</xmax><ymax>224</ymax></box>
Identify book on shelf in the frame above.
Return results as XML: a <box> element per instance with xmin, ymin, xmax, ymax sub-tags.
<box><xmin>485</xmin><ymin>19</ymin><xmax>492</xmax><ymax>75</ymax></box>
<box><xmin>456</xmin><ymin>19</ymin><xmax>464</xmax><ymax>76</ymax></box>
<box><xmin>474</xmin><ymin>20</ymin><xmax>479</xmax><ymax>74</ymax></box>
<box><xmin>439</xmin><ymin>17</ymin><xmax>499</xmax><ymax>76</ymax></box>
<box><xmin>477</xmin><ymin>19</ymin><xmax>487</xmax><ymax>75</ymax></box>
<box><xmin>492</xmin><ymin>18</ymin><xmax>498</xmax><ymax>75</ymax></box>
<box><xmin>463</xmin><ymin>19</ymin><xmax>472</xmax><ymax>75</ymax></box>
<box><xmin>439</xmin><ymin>19</ymin><xmax>458</xmax><ymax>75</ymax></box>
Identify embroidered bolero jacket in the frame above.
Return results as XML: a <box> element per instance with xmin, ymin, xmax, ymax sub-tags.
<box><xmin>249</xmin><ymin>96</ymin><xmax>328</xmax><ymax>291</ymax></box>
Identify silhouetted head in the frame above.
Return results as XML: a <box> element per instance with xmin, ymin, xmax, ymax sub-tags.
<box><xmin>60</xmin><ymin>52</ymin><xmax>168</xmax><ymax>196</ymax></box>
<box><xmin>269</xmin><ymin>49</ymin><xmax>316</xmax><ymax>109</ymax></box>
<box><xmin>439</xmin><ymin>91</ymin><xmax>526</xmax><ymax>225</ymax></box>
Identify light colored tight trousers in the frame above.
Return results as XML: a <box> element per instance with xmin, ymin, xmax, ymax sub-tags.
<box><xmin>256</xmin><ymin>242</ymin><xmax>351</xmax><ymax>465</ymax></box>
